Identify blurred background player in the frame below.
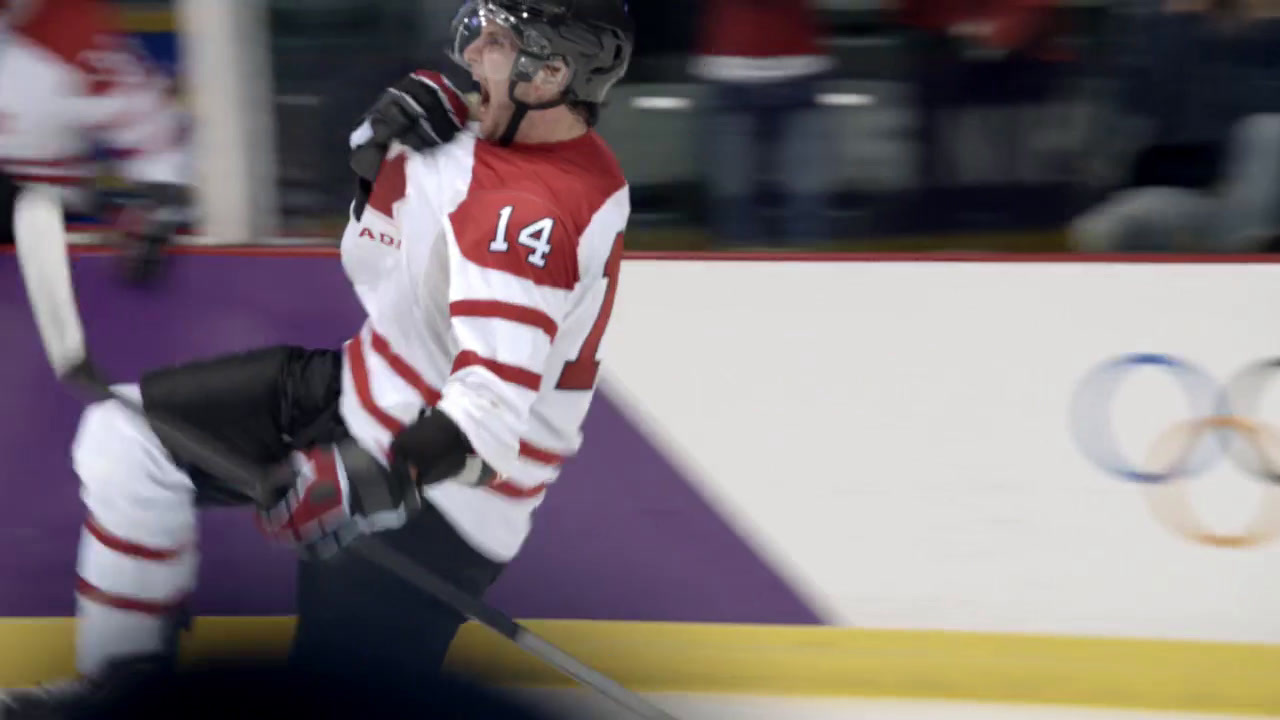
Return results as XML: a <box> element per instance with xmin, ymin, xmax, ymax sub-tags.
<box><xmin>899</xmin><ymin>0</ymin><xmax>1071</xmax><ymax>232</ymax></box>
<box><xmin>0</xmin><ymin>0</ymin><xmax>191</xmax><ymax>282</ymax></box>
<box><xmin>0</xmin><ymin>0</ymin><xmax>633</xmax><ymax>716</ymax></box>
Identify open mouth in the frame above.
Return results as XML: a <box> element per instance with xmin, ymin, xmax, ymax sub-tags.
<box><xmin>477</xmin><ymin>84</ymin><xmax>492</xmax><ymax>114</ymax></box>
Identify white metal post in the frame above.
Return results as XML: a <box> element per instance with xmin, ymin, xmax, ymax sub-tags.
<box><xmin>176</xmin><ymin>0</ymin><xmax>279</xmax><ymax>244</ymax></box>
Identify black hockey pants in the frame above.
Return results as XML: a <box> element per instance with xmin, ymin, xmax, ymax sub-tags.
<box><xmin>138</xmin><ymin>346</ymin><xmax>505</xmax><ymax>691</ymax></box>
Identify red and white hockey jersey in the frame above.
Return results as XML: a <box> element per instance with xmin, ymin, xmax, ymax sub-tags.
<box><xmin>339</xmin><ymin>115</ymin><xmax>629</xmax><ymax>562</ymax></box>
<box><xmin>0</xmin><ymin>0</ymin><xmax>187</xmax><ymax>209</ymax></box>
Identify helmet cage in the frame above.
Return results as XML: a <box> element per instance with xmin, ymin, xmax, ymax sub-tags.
<box><xmin>448</xmin><ymin>1</ymin><xmax>575</xmax><ymax>99</ymax></box>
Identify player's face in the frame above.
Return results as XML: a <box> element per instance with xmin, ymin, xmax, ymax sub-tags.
<box><xmin>461</xmin><ymin>24</ymin><xmax>521</xmax><ymax>141</ymax></box>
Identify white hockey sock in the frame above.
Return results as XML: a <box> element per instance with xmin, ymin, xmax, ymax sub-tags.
<box><xmin>74</xmin><ymin>515</ymin><xmax>196</xmax><ymax>677</ymax></box>
<box><xmin>70</xmin><ymin>384</ymin><xmax>200</xmax><ymax>679</ymax></box>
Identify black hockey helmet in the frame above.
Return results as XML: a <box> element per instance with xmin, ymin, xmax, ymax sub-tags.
<box><xmin>447</xmin><ymin>0</ymin><xmax>634</xmax><ymax>142</ymax></box>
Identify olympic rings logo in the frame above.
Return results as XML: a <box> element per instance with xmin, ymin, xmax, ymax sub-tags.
<box><xmin>1070</xmin><ymin>353</ymin><xmax>1280</xmax><ymax>548</ymax></box>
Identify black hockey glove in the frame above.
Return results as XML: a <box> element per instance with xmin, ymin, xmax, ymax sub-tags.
<box><xmin>349</xmin><ymin>70</ymin><xmax>470</xmax><ymax>214</ymax></box>
<box><xmin>258</xmin><ymin>409</ymin><xmax>494</xmax><ymax>559</ymax></box>
<box><xmin>389</xmin><ymin>406</ymin><xmax>497</xmax><ymax>488</ymax></box>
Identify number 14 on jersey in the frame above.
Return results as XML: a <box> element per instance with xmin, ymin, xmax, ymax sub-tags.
<box><xmin>486</xmin><ymin>204</ymin><xmax>622</xmax><ymax>391</ymax></box>
<box><xmin>490</xmin><ymin>205</ymin><xmax>554</xmax><ymax>268</ymax></box>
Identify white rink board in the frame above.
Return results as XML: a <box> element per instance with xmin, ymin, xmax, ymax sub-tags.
<box><xmin>602</xmin><ymin>259</ymin><xmax>1280</xmax><ymax>644</ymax></box>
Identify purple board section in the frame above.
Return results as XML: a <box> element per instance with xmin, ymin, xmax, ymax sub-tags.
<box><xmin>0</xmin><ymin>251</ymin><xmax>818</xmax><ymax>624</ymax></box>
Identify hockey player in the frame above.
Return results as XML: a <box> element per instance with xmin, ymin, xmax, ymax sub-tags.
<box><xmin>0</xmin><ymin>0</ymin><xmax>191</xmax><ymax>282</ymax></box>
<box><xmin>0</xmin><ymin>0</ymin><xmax>633</xmax><ymax>715</ymax></box>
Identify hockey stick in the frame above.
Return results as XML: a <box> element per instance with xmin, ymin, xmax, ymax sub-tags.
<box><xmin>11</xmin><ymin>189</ymin><xmax>680</xmax><ymax>720</ymax></box>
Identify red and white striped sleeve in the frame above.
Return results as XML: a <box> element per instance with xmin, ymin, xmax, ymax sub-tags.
<box><xmin>435</xmin><ymin>190</ymin><xmax>578</xmax><ymax>478</ymax></box>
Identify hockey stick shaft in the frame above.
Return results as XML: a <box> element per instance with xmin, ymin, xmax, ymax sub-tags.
<box><xmin>352</xmin><ymin>541</ymin><xmax>679</xmax><ymax>719</ymax></box>
<box><xmin>11</xmin><ymin>189</ymin><xmax>678</xmax><ymax>720</ymax></box>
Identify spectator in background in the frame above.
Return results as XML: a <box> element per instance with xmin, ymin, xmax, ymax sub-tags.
<box><xmin>899</xmin><ymin>0</ymin><xmax>1069</xmax><ymax>228</ymax></box>
<box><xmin>1069</xmin><ymin>0</ymin><xmax>1280</xmax><ymax>252</ymax></box>
<box><xmin>690</xmin><ymin>0</ymin><xmax>834</xmax><ymax>248</ymax></box>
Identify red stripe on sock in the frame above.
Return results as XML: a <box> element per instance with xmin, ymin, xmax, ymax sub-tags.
<box><xmin>84</xmin><ymin>516</ymin><xmax>185</xmax><ymax>561</ymax></box>
<box><xmin>75</xmin><ymin>576</ymin><xmax>185</xmax><ymax>616</ymax></box>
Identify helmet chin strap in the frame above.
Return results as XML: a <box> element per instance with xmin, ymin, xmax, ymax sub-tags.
<box><xmin>497</xmin><ymin>79</ymin><xmax>568</xmax><ymax>147</ymax></box>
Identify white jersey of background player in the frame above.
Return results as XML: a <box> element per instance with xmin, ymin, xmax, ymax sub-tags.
<box><xmin>0</xmin><ymin>0</ymin><xmax>187</xmax><ymax>209</ymax></box>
